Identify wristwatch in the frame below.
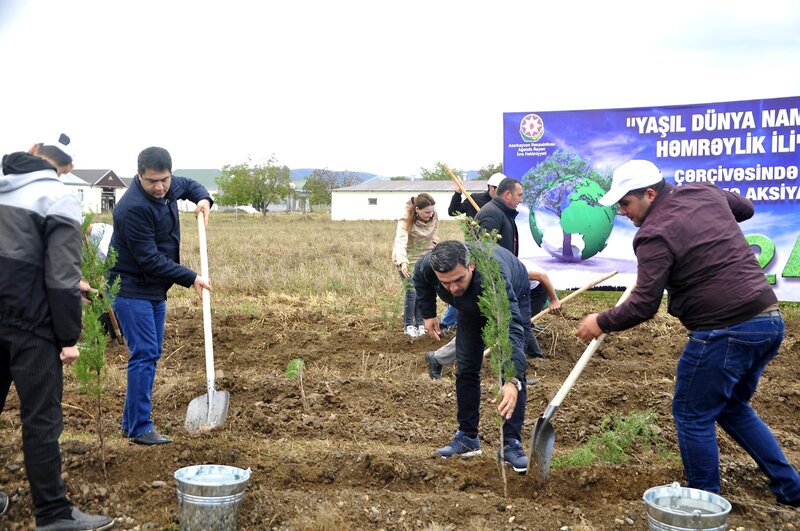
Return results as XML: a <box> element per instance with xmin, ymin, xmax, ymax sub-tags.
<box><xmin>508</xmin><ymin>378</ymin><xmax>522</xmax><ymax>392</ymax></box>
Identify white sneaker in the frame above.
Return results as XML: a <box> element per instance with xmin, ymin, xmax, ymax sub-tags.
<box><xmin>417</xmin><ymin>325</ymin><xmax>427</xmax><ymax>337</ymax></box>
<box><xmin>404</xmin><ymin>325</ymin><xmax>419</xmax><ymax>337</ymax></box>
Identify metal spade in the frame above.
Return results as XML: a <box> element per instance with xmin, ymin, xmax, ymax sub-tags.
<box><xmin>185</xmin><ymin>211</ymin><xmax>229</xmax><ymax>432</ymax></box>
<box><xmin>528</xmin><ymin>282</ymin><xmax>635</xmax><ymax>482</ymax></box>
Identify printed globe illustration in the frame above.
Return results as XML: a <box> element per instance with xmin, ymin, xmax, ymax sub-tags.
<box><xmin>526</xmin><ymin>174</ymin><xmax>616</xmax><ymax>262</ymax></box>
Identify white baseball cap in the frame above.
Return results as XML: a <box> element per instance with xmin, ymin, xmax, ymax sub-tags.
<box><xmin>599</xmin><ymin>160</ymin><xmax>662</xmax><ymax>206</ymax></box>
<box><xmin>487</xmin><ymin>172</ymin><xmax>505</xmax><ymax>188</ymax></box>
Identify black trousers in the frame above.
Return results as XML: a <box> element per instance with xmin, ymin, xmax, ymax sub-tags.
<box><xmin>0</xmin><ymin>325</ymin><xmax>72</xmax><ymax>523</ymax></box>
<box><xmin>454</xmin><ymin>291</ymin><xmax>530</xmax><ymax>442</ymax></box>
<box><xmin>525</xmin><ymin>284</ymin><xmax>549</xmax><ymax>357</ymax></box>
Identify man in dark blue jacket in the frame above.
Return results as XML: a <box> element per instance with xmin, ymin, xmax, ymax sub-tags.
<box><xmin>414</xmin><ymin>240</ymin><xmax>531</xmax><ymax>472</ymax></box>
<box><xmin>109</xmin><ymin>146</ymin><xmax>213</xmax><ymax>445</ymax></box>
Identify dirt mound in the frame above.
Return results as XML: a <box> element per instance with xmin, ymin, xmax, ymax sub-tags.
<box><xmin>1</xmin><ymin>302</ymin><xmax>799</xmax><ymax>530</ymax></box>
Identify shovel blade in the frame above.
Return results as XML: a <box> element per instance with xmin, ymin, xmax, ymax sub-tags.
<box><xmin>528</xmin><ymin>416</ymin><xmax>556</xmax><ymax>483</ymax></box>
<box><xmin>185</xmin><ymin>390</ymin><xmax>230</xmax><ymax>433</ymax></box>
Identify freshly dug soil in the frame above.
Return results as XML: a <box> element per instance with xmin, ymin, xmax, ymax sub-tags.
<box><xmin>1</xmin><ymin>299</ymin><xmax>798</xmax><ymax>530</ymax></box>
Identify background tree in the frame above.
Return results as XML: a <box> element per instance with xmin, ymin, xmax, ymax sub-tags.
<box><xmin>476</xmin><ymin>162</ymin><xmax>503</xmax><ymax>180</ymax></box>
<box><xmin>215</xmin><ymin>158</ymin><xmax>293</xmax><ymax>217</ymax></box>
<box><xmin>303</xmin><ymin>169</ymin><xmax>363</xmax><ymax>210</ymax></box>
<box><xmin>420</xmin><ymin>162</ymin><xmax>464</xmax><ymax>181</ymax></box>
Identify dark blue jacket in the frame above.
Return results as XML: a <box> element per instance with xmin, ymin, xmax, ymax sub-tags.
<box><xmin>413</xmin><ymin>244</ymin><xmax>530</xmax><ymax>377</ymax></box>
<box><xmin>109</xmin><ymin>175</ymin><xmax>212</xmax><ymax>300</ymax></box>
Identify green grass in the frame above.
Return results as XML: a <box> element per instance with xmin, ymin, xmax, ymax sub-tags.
<box><xmin>552</xmin><ymin>410</ymin><xmax>678</xmax><ymax>468</ymax></box>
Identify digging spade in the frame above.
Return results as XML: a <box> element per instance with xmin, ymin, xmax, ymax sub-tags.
<box><xmin>185</xmin><ymin>211</ymin><xmax>229</xmax><ymax>432</ymax></box>
<box><xmin>528</xmin><ymin>281</ymin><xmax>635</xmax><ymax>483</ymax></box>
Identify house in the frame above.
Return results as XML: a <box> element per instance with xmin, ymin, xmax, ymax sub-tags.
<box><xmin>331</xmin><ymin>179</ymin><xmax>488</xmax><ymax>221</ymax></box>
<box><xmin>68</xmin><ymin>170</ymin><xmax>127</xmax><ymax>213</ymax></box>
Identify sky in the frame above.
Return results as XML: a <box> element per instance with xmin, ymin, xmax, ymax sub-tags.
<box><xmin>1</xmin><ymin>0</ymin><xmax>798</xmax><ymax>178</ymax></box>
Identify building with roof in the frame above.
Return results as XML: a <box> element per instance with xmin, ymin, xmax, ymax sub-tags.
<box><xmin>331</xmin><ymin>179</ymin><xmax>488</xmax><ymax>221</ymax></box>
<box><xmin>67</xmin><ymin>170</ymin><xmax>127</xmax><ymax>213</ymax></box>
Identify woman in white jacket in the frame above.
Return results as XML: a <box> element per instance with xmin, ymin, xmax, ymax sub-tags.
<box><xmin>392</xmin><ymin>193</ymin><xmax>438</xmax><ymax>337</ymax></box>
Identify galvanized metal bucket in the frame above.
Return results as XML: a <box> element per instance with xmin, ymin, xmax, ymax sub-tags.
<box><xmin>643</xmin><ymin>482</ymin><xmax>732</xmax><ymax>531</ymax></box>
<box><xmin>175</xmin><ymin>465</ymin><xmax>251</xmax><ymax>531</ymax></box>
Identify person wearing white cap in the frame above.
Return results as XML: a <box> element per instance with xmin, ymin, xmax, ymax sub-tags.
<box><xmin>447</xmin><ymin>172</ymin><xmax>503</xmax><ymax>219</ymax></box>
<box><xmin>576</xmin><ymin>159</ymin><xmax>800</xmax><ymax>507</ymax></box>
<box><xmin>1</xmin><ymin>136</ymin><xmax>114</xmax><ymax>529</ymax></box>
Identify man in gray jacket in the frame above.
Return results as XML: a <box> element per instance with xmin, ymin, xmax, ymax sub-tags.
<box><xmin>0</xmin><ymin>137</ymin><xmax>113</xmax><ymax>529</ymax></box>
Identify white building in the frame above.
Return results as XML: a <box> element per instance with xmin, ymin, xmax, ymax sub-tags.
<box><xmin>66</xmin><ymin>170</ymin><xmax>128</xmax><ymax>213</ymax></box>
<box><xmin>331</xmin><ymin>180</ymin><xmax>488</xmax><ymax>221</ymax></box>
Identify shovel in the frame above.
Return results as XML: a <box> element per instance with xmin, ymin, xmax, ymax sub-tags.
<box><xmin>527</xmin><ymin>281</ymin><xmax>636</xmax><ymax>482</ymax></box>
<box><xmin>185</xmin><ymin>211</ymin><xmax>230</xmax><ymax>432</ymax></box>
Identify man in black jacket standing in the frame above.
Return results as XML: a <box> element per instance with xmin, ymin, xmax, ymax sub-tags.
<box><xmin>448</xmin><ymin>172</ymin><xmax>504</xmax><ymax>218</ymax></box>
<box><xmin>414</xmin><ymin>240</ymin><xmax>531</xmax><ymax>473</ymax></box>
<box><xmin>110</xmin><ymin>146</ymin><xmax>213</xmax><ymax>446</ymax></box>
<box><xmin>475</xmin><ymin>176</ymin><xmax>523</xmax><ymax>255</ymax></box>
<box><xmin>474</xmin><ymin>176</ymin><xmax>547</xmax><ymax>358</ymax></box>
<box><xmin>1</xmin><ymin>138</ymin><xmax>114</xmax><ymax>529</ymax></box>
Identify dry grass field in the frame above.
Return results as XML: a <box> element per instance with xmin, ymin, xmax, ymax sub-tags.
<box><xmin>0</xmin><ymin>212</ymin><xmax>798</xmax><ymax>530</ymax></box>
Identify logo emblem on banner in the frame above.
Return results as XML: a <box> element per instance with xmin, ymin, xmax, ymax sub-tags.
<box><xmin>520</xmin><ymin>113</ymin><xmax>544</xmax><ymax>142</ymax></box>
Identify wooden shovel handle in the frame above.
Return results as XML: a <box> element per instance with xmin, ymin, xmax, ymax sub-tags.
<box><xmin>197</xmin><ymin>212</ymin><xmax>216</xmax><ymax>397</ymax></box>
<box><xmin>478</xmin><ymin>270</ymin><xmax>619</xmax><ymax>358</ymax></box>
<box><xmin>107</xmin><ymin>307</ymin><xmax>124</xmax><ymax>345</ymax></box>
<box><xmin>531</xmin><ymin>270</ymin><xmax>619</xmax><ymax>321</ymax></box>
<box><xmin>549</xmin><ymin>282</ymin><xmax>636</xmax><ymax>409</ymax></box>
<box><xmin>445</xmin><ymin>164</ymin><xmax>481</xmax><ymax>213</ymax></box>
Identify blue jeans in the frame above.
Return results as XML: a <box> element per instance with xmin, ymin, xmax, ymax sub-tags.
<box><xmin>114</xmin><ymin>296</ymin><xmax>167</xmax><ymax>438</ymax></box>
<box><xmin>673</xmin><ymin>311</ymin><xmax>800</xmax><ymax>503</ymax></box>
<box><xmin>441</xmin><ymin>305</ymin><xmax>457</xmax><ymax>328</ymax></box>
<box><xmin>401</xmin><ymin>274</ymin><xmax>423</xmax><ymax>327</ymax></box>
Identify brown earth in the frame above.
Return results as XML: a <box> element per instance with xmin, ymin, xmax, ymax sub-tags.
<box><xmin>1</xmin><ymin>297</ymin><xmax>799</xmax><ymax>530</ymax></box>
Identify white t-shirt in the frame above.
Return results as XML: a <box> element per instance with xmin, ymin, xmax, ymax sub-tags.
<box><xmin>520</xmin><ymin>258</ymin><xmax>544</xmax><ymax>290</ymax></box>
<box><xmin>89</xmin><ymin>223</ymin><xmax>113</xmax><ymax>261</ymax></box>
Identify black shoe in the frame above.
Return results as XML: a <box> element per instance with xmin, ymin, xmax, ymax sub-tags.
<box><xmin>526</xmin><ymin>346</ymin><xmax>545</xmax><ymax>359</ymax></box>
<box><xmin>131</xmin><ymin>429</ymin><xmax>172</xmax><ymax>445</ymax></box>
<box><xmin>425</xmin><ymin>351</ymin><xmax>442</xmax><ymax>379</ymax></box>
<box><xmin>777</xmin><ymin>496</ymin><xmax>800</xmax><ymax>508</ymax></box>
<box><xmin>0</xmin><ymin>491</ymin><xmax>8</xmax><ymax>516</ymax></box>
<box><xmin>36</xmin><ymin>507</ymin><xmax>114</xmax><ymax>530</ymax></box>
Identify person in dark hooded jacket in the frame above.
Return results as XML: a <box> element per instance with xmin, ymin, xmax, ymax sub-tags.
<box><xmin>0</xmin><ymin>137</ymin><xmax>114</xmax><ymax>530</ymax></box>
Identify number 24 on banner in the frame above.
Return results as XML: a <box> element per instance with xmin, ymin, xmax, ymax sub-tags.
<box><xmin>747</xmin><ymin>234</ymin><xmax>800</xmax><ymax>285</ymax></box>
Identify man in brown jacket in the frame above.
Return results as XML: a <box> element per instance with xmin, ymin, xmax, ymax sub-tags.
<box><xmin>577</xmin><ymin>159</ymin><xmax>800</xmax><ymax>507</ymax></box>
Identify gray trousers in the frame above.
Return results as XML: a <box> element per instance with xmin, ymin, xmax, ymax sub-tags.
<box><xmin>431</xmin><ymin>337</ymin><xmax>457</xmax><ymax>365</ymax></box>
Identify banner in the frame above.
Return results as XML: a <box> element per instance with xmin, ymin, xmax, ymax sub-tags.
<box><xmin>503</xmin><ymin>96</ymin><xmax>800</xmax><ymax>301</ymax></box>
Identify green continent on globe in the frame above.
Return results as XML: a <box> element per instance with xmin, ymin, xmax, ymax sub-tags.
<box><xmin>528</xmin><ymin>177</ymin><xmax>615</xmax><ymax>262</ymax></box>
